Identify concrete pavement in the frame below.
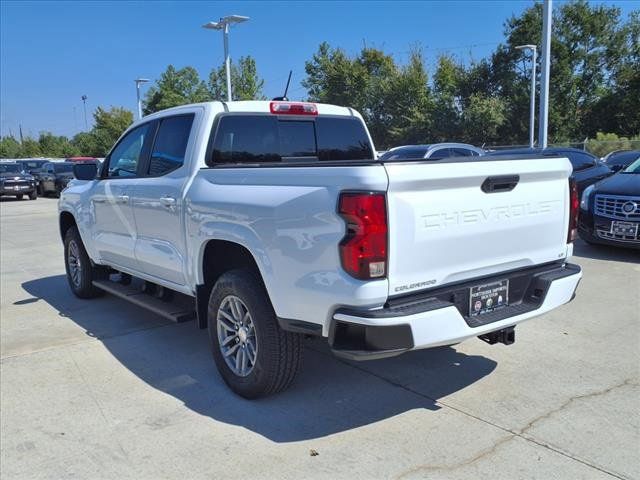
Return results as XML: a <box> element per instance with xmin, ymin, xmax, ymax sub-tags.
<box><xmin>1</xmin><ymin>197</ymin><xmax>639</xmax><ymax>479</ymax></box>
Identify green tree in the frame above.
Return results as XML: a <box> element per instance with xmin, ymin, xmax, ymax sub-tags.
<box><xmin>0</xmin><ymin>136</ymin><xmax>22</xmax><ymax>158</ymax></box>
<box><xmin>20</xmin><ymin>138</ymin><xmax>42</xmax><ymax>157</ymax></box>
<box><xmin>38</xmin><ymin>132</ymin><xmax>77</xmax><ymax>158</ymax></box>
<box><xmin>303</xmin><ymin>43</ymin><xmax>412</xmax><ymax>148</ymax></box>
<box><xmin>208</xmin><ymin>56</ymin><xmax>265</xmax><ymax>101</ymax></box>
<box><xmin>144</xmin><ymin>65</ymin><xmax>210</xmax><ymax>114</ymax></box>
<box><xmin>461</xmin><ymin>94</ymin><xmax>507</xmax><ymax>145</ymax></box>
<box><xmin>491</xmin><ymin>0</ymin><xmax>639</xmax><ymax>144</ymax></box>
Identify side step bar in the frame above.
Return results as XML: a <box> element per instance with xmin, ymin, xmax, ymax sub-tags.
<box><xmin>92</xmin><ymin>280</ymin><xmax>195</xmax><ymax>323</ymax></box>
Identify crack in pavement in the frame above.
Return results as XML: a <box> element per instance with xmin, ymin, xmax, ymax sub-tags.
<box><xmin>517</xmin><ymin>378</ymin><xmax>637</xmax><ymax>436</ymax></box>
<box><xmin>308</xmin><ymin>344</ymin><xmax>634</xmax><ymax>479</ymax></box>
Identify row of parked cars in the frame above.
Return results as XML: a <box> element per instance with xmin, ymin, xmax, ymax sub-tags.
<box><xmin>380</xmin><ymin>143</ymin><xmax>639</xmax><ymax>250</ymax></box>
<box><xmin>0</xmin><ymin>157</ymin><xmax>100</xmax><ymax>199</ymax></box>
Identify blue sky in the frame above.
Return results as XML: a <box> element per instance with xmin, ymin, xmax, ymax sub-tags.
<box><xmin>1</xmin><ymin>0</ymin><xmax>637</xmax><ymax>138</ymax></box>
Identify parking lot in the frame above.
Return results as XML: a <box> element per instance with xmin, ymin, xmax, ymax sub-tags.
<box><xmin>0</xmin><ymin>197</ymin><xmax>638</xmax><ymax>480</ymax></box>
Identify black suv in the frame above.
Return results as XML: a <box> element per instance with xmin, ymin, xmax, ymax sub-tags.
<box><xmin>39</xmin><ymin>162</ymin><xmax>76</xmax><ymax>197</ymax></box>
<box><xmin>0</xmin><ymin>163</ymin><xmax>38</xmax><ymax>200</ymax></box>
<box><xmin>487</xmin><ymin>147</ymin><xmax>613</xmax><ymax>195</ymax></box>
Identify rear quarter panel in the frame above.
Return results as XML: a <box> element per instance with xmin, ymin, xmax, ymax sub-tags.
<box><xmin>186</xmin><ymin>165</ymin><xmax>389</xmax><ymax>332</ymax></box>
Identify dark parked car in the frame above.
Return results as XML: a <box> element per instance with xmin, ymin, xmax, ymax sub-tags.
<box><xmin>39</xmin><ymin>162</ymin><xmax>75</xmax><ymax>197</ymax></box>
<box><xmin>0</xmin><ymin>163</ymin><xmax>38</xmax><ymax>200</ymax></box>
<box><xmin>578</xmin><ymin>158</ymin><xmax>640</xmax><ymax>249</ymax></box>
<box><xmin>17</xmin><ymin>159</ymin><xmax>50</xmax><ymax>195</ymax></box>
<box><xmin>487</xmin><ymin>147</ymin><xmax>612</xmax><ymax>195</ymax></box>
<box><xmin>601</xmin><ymin>150</ymin><xmax>640</xmax><ymax>173</ymax></box>
<box><xmin>380</xmin><ymin>143</ymin><xmax>485</xmax><ymax>160</ymax></box>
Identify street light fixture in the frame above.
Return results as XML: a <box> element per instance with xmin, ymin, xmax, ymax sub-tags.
<box><xmin>202</xmin><ymin>15</ymin><xmax>250</xmax><ymax>102</ymax></box>
<box><xmin>515</xmin><ymin>44</ymin><xmax>537</xmax><ymax>149</ymax></box>
<box><xmin>134</xmin><ymin>78</ymin><xmax>150</xmax><ymax>120</ymax></box>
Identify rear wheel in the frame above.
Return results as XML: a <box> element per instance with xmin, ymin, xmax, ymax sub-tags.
<box><xmin>64</xmin><ymin>226</ymin><xmax>107</xmax><ymax>298</ymax></box>
<box><xmin>208</xmin><ymin>270</ymin><xmax>303</xmax><ymax>398</ymax></box>
<box><xmin>29</xmin><ymin>190</ymin><xmax>37</xmax><ymax>200</ymax></box>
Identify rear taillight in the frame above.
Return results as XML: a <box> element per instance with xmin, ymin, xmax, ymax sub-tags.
<box><xmin>270</xmin><ymin>101</ymin><xmax>318</xmax><ymax>115</ymax></box>
<box><xmin>338</xmin><ymin>192</ymin><xmax>388</xmax><ymax>280</ymax></box>
<box><xmin>568</xmin><ymin>179</ymin><xmax>579</xmax><ymax>243</ymax></box>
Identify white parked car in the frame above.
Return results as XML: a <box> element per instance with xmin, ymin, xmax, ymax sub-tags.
<box><xmin>380</xmin><ymin>143</ymin><xmax>485</xmax><ymax>160</ymax></box>
<box><xmin>59</xmin><ymin>101</ymin><xmax>582</xmax><ymax>398</ymax></box>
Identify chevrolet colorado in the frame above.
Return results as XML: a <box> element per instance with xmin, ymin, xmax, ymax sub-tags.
<box><xmin>59</xmin><ymin>101</ymin><xmax>582</xmax><ymax>398</ymax></box>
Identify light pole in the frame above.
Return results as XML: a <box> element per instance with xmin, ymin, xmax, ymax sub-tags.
<box><xmin>202</xmin><ymin>15</ymin><xmax>250</xmax><ymax>102</ymax></box>
<box><xmin>135</xmin><ymin>78</ymin><xmax>150</xmax><ymax>120</ymax></box>
<box><xmin>538</xmin><ymin>0</ymin><xmax>553</xmax><ymax>148</ymax></box>
<box><xmin>515</xmin><ymin>44</ymin><xmax>537</xmax><ymax>148</ymax></box>
<box><xmin>81</xmin><ymin>95</ymin><xmax>88</xmax><ymax>130</ymax></box>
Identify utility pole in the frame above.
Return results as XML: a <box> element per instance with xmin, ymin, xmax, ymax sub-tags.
<box><xmin>81</xmin><ymin>95</ymin><xmax>88</xmax><ymax>130</ymax></box>
<box><xmin>538</xmin><ymin>0</ymin><xmax>552</xmax><ymax>148</ymax></box>
<box><xmin>135</xmin><ymin>78</ymin><xmax>150</xmax><ymax>120</ymax></box>
<box><xmin>202</xmin><ymin>15</ymin><xmax>250</xmax><ymax>102</ymax></box>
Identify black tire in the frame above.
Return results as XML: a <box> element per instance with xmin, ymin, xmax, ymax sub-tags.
<box><xmin>37</xmin><ymin>185</ymin><xmax>43</xmax><ymax>196</ymax></box>
<box><xmin>16</xmin><ymin>194</ymin><xmax>23</xmax><ymax>200</ymax></box>
<box><xmin>64</xmin><ymin>226</ymin><xmax>107</xmax><ymax>298</ymax></box>
<box><xmin>29</xmin><ymin>190</ymin><xmax>37</xmax><ymax>200</ymax></box>
<box><xmin>208</xmin><ymin>269</ymin><xmax>303</xmax><ymax>399</ymax></box>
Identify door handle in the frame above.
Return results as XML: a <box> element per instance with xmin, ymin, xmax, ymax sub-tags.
<box><xmin>481</xmin><ymin>175</ymin><xmax>520</xmax><ymax>193</ymax></box>
<box><xmin>92</xmin><ymin>198</ymin><xmax>107</xmax><ymax>203</ymax></box>
<box><xmin>116</xmin><ymin>195</ymin><xmax>130</xmax><ymax>204</ymax></box>
<box><xmin>160</xmin><ymin>196</ymin><xmax>176</xmax><ymax>207</ymax></box>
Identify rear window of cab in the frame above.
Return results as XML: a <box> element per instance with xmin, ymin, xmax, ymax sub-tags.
<box><xmin>207</xmin><ymin>115</ymin><xmax>374</xmax><ymax>165</ymax></box>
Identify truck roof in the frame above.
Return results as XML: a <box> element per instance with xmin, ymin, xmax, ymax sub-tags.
<box><xmin>141</xmin><ymin>100</ymin><xmax>362</xmax><ymax>122</ymax></box>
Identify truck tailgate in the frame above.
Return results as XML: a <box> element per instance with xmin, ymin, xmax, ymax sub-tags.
<box><xmin>384</xmin><ymin>158</ymin><xmax>572</xmax><ymax>296</ymax></box>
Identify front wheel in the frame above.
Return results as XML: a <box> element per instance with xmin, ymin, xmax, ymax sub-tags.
<box><xmin>208</xmin><ymin>270</ymin><xmax>303</xmax><ymax>398</ymax></box>
<box><xmin>16</xmin><ymin>194</ymin><xmax>23</xmax><ymax>200</ymax></box>
<box><xmin>64</xmin><ymin>226</ymin><xmax>107</xmax><ymax>298</ymax></box>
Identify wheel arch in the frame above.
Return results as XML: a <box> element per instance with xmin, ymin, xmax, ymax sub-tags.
<box><xmin>59</xmin><ymin>210</ymin><xmax>77</xmax><ymax>241</ymax></box>
<box><xmin>195</xmin><ymin>238</ymin><xmax>271</xmax><ymax>329</ymax></box>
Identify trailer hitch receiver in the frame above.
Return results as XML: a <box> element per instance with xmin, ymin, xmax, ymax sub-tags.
<box><xmin>479</xmin><ymin>326</ymin><xmax>515</xmax><ymax>345</ymax></box>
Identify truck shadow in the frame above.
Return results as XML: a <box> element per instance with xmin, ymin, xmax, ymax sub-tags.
<box><xmin>573</xmin><ymin>239</ymin><xmax>639</xmax><ymax>263</ymax></box>
<box><xmin>21</xmin><ymin>275</ymin><xmax>497</xmax><ymax>443</ymax></box>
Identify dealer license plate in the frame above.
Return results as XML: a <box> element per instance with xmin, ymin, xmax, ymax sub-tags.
<box><xmin>611</xmin><ymin>221</ymin><xmax>638</xmax><ymax>238</ymax></box>
<box><xmin>469</xmin><ymin>279</ymin><xmax>509</xmax><ymax>316</ymax></box>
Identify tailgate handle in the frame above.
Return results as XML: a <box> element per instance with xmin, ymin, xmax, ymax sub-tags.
<box><xmin>481</xmin><ymin>175</ymin><xmax>519</xmax><ymax>193</ymax></box>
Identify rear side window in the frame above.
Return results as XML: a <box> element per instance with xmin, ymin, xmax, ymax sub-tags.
<box><xmin>209</xmin><ymin>115</ymin><xmax>373</xmax><ymax>165</ymax></box>
<box><xmin>566</xmin><ymin>151</ymin><xmax>596</xmax><ymax>172</ymax></box>
<box><xmin>428</xmin><ymin>148</ymin><xmax>452</xmax><ymax>160</ymax></box>
<box><xmin>453</xmin><ymin>148</ymin><xmax>475</xmax><ymax>157</ymax></box>
<box><xmin>149</xmin><ymin>114</ymin><xmax>194</xmax><ymax>176</ymax></box>
<box><xmin>380</xmin><ymin>147</ymin><xmax>428</xmax><ymax>160</ymax></box>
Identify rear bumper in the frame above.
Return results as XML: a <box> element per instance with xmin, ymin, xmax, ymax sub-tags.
<box><xmin>330</xmin><ymin>262</ymin><xmax>582</xmax><ymax>360</ymax></box>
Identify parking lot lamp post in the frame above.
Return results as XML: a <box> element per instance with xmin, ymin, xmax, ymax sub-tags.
<box><xmin>202</xmin><ymin>15</ymin><xmax>250</xmax><ymax>102</ymax></box>
<box><xmin>135</xmin><ymin>78</ymin><xmax>150</xmax><ymax>120</ymax></box>
<box><xmin>81</xmin><ymin>95</ymin><xmax>88</xmax><ymax>130</ymax></box>
<box><xmin>515</xmin><ymin>44</ymin><xmax>537</xmax><ymax>148</ymax></box>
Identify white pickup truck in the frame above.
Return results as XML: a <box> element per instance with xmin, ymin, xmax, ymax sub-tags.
<box><xmin>59</xmin><ymin>100</ymin><xmax>582</xmax><ymax>398</ymax></box>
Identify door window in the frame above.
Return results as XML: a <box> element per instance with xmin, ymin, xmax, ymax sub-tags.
<box><xmin>148</xmin><ymin>114</ymin><xmax>195</xmax><ymax>176</ymax></box>
<box><xmin>106</xmin><ymin>124</ymin><xmax>152</xmax><ymax>178</ymax></box>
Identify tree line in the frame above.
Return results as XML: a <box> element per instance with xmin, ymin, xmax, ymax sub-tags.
<box><xmin>1</xmin><ymin>0</ymin><xmax>638</xmax><ymax>159</ymax></box>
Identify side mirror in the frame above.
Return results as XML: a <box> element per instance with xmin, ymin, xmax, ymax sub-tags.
<box><xmin>73</xmin><ymin>162</ymin><xmax>98</xmax><ymax>180</ymax></box>
<box><xmin>610</xmin><ymin>164</ymin><xmax>623</xmax><ymax>172</ymax></box>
